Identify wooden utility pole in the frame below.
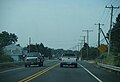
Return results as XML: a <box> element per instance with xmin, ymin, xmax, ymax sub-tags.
<box><xmin>29</xmin><ymin>37</ymin><xmax>31</xmax><ymax>53</ymax></box>
<box><xmin>80</xmin><ymin>36</ymin><xmax>86</xmax><ymax>45</ymax></box>
<box><xmin>95</xmin><ymin>23</ymin><xmax>104</xmax><ymax>48</ymax></box>
<box><xmin>105</xmin><ymin>5</ymin><xmax>119</xmax><ymax>56</ymax></box>
<box><xmin>82</xmin><ymin>30</ymin><xmax>93</xmax><ymax>60</ymax></box>
<box><xmin>95</xmin><ymin>23</ymin><xmax>104</xmax><ymax>56</ymax></box>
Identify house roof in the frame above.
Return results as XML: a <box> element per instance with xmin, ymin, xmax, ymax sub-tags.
<box><xmin>4</xmin><ymin>44</ymin><xmax>22</xmax><ymax>50</ymax></box>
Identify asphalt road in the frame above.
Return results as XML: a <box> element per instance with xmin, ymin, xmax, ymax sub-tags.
<box><xmin>0</xmin><ymin>60</ymin><xmax>120</xmax><ymax>82</ymax></box>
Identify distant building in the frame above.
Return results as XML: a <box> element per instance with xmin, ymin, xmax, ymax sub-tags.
<box><xmin>4</xmin><ymin>44</ymin><xmax>23</xmax><ymax>61</ymax></box>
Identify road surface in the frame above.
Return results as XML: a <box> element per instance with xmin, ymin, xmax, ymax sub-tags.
<box><xmin>0</xmin><ymin>60</ymin><xmax>120</xmax><ymax>82</ymax></box>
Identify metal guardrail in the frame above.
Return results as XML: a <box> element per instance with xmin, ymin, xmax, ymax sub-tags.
<box><xmin>97</xmin><ymin>63</ymin><xmax>120</xmax><ymax>72</ymax></box>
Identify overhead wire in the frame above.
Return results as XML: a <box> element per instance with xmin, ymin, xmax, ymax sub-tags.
<box><xmin>111</xmin><ymin>0</ymin><xmax>119</xmax><ymax>4</ymax></box>
<box><xmin>93</xmin><ymin>0</ymin><xmax>114</xmax><ymax>46</ymax></box>
<box><xmin>106</xmin><ymin>0</ymin><xmax>113</xmax><ymax>6</ymax></box>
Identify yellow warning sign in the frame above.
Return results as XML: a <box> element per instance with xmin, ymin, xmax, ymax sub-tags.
<box><xmin>98</xmin><ymin>44</ymin><xmax>107</xmax><ymax>53</ymax></box>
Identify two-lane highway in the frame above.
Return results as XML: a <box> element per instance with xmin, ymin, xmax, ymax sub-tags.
<box><xmin>0</xmin><ymin>60</ymin><xmax>120</xmax><ymax>82</ymax></box>
<box><xmin>0</xmin><ymin>60</ymin><xmax>59</xmax><ymax>82</ymax></box>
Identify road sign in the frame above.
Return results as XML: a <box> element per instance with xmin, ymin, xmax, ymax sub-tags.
<box><xmin>98</xmin><ymin>44</ymin><xmax>107</xmax><ymax>53</ymax></box>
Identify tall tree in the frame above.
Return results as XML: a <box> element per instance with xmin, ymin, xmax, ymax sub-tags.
<box><xmin>0</xmin><ymin>31</ymin><xmax>18</xmax><ymax>47</ymax></box>
<box><xmin>80</xmin><ymin>43</ymin><xmax>89</xmax><ymax>59</ymax></box>
<box><xmin>0</xmin><ymin>31</ymin><xmax>18</xmax><ymax>57</ymax></box>
<box><xmin>111</xmin><ymin>13</ymin><xmax>120</xmax><ymax>53</ymax></box>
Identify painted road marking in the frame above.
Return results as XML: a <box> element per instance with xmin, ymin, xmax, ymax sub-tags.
<box><xmin>78</xmin><ymin>63</ymin><xmax>103</xmax><ymax>82</ymax></box>
<box><xmin>19</xmin><ymin>63</ymin><xmax>59</xmax><ymax>82</ymax></box>
<box><xmin>0</xmin><ymin>67</ymin><xmax>24</xmax><ymax>74</ymax></box>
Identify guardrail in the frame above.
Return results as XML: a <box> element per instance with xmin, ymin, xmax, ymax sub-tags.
<box><xmin>97</xmin><ymin>63</ymin><xmax>120</xmax><ymax>72</ymax></box>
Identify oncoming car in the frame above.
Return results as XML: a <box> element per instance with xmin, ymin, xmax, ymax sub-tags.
<box><xmin>24</xmin><ymin>52</ymin><xmax>44</xmax><ymax>67</ymax></box>
<box><xmin>60</xmin><ymin>53</ymin><xmax>78</xmax><ymax>68</ymax></box>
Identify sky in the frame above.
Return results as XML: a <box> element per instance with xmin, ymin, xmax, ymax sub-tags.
<box><xmin>0</xmin><ymin>0</ymin><xmax>120</xmax><ymax>50</ymax></box>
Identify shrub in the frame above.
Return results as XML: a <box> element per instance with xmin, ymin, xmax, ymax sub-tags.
<box><xmin>0</xmin><ymin>54</ymin><xmax>14</xmax><ymax>63</ymax></box>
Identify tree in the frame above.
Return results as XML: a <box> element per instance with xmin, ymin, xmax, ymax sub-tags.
<box><xmin>89</xmin><ymin>47</ymin><xmax>98</xmax><ymax>59</ymax></box>
<box><xmin>80</xmin><ymin>43</ymin><xmax>97</xmax><ymax>59</ymax></box>
<box><xmin>9</xmin><ymin>33</ymin><xmax>18</xmax><ymax>44</ymax></box>
<box><xmin>0</xmin><ymin>31</ymin><xmax>18</xmax><ymax>57</ymax></box>
<box><xmin>0</xmin><ymin>47</ymin><xmax>4</xmax><ymax>57</ymax></box>
<box><xmin>111</xmin><ymin>13</ymin><xmax>120</xmax><ymax>53</ymax></box>
<box><xmin>27</xmin><ymin>43</ymin><xmax>52</xmax><ymax>58</ymax></box>
<box><xmin>80</xmin><ymin>43</ymin><xmax>89</xmax><ymax>59</ymax></box>
<box><xmin>0</xmin><ymin>31</ymin><xmax>18</xmax><ymax>47</ymax></box>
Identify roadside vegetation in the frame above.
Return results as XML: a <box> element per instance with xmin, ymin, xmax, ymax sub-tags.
<box><xmin>97</xmin><ymin>52</ymin><xmax>120</xmax><ymax>67</ymax></box>
<box><xmin>97</xmin><ymin>13</ymin><xmax>120</xmax><ymax>67</ymax></box>
<box><xmin>0</xmin><ymin>53</ymin><xmax>14</xmax><ymax>63</ymax></box>
<box><xmin>0</xmin><ymin>31</ymin><xmax>18</xmax><ymax>63</ymax></box>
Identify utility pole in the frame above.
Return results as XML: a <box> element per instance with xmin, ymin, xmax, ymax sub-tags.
<box><xmin>79</xmin><ymin>40</ymin><xmax>84</xmax><ymax>60</ymax></box>
<box><xmin>82</xmin><ymin>30</ymin><xmax>93</xmax><ymax>60</ymax></box>
<box><xmin>95</xmin><ymin>23</ymin><xmax>104</xmax><ymax>56</ymax></box>
<box><xmin>29</xmin><ymin>37</ymin><xmax>31</xmax><ymax>53</ymax></box>
<box><xmin>78</xmin><ymin>43</ymin><xmax>80</xmax><ymax>51</ymax></box>
<box><xmin>105</xmin><ymin>5</ymin><xmax>119</xmax><ymax>56</ymax></box>
<box><xmin>80</xmin><ymin>36</ymin><xmax>86</xmax><ymax>45</ymax></box>
<box><xmin>95</xmin><ymin>23</ymin><xmax>104</xmax><ymax>48</ymax></box>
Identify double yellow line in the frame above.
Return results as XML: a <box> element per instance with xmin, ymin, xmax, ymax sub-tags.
<box><xmin>19</xmin><ymin>63</ymin><xmax>59</xmax><ymax>82</ymax></box>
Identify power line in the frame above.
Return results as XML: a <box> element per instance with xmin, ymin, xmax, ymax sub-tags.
<box><xmin>100</xmin><ymin>37</ymin><xmax>107</xmax><ymax>44</ymax></box>
<box><xmin>106</xmin><ymin>0</ymin><xmax>113</xmax><ymax>6</ymax></box>
<box><xmin>102</xmin><ymin>9</ymin><xmax>111</xmax><ymax>24</ymax></box>
<box><xmin>98</xmin><ymin>8</ymin><xmax>106</xmax><ymax>23</ymax></box>
<box><xmin>111</xmin><ymin>0</ymin><xmax>119</xmax><ymax>4</ymax></box>
<box><xmin>80</xmin><ymin>36</ymin><xmax>86</xmax><ymax>44</ymax></box>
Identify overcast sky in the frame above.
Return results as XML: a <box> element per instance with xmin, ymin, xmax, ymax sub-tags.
<box><xmin>0</xmin><ymin>0</ymin><xmax>120</xmax><ymax>50</ymax></box>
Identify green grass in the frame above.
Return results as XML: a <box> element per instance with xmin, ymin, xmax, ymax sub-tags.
<box><xmin>98</xmin><ymin>52</ymin><xmax>120</xmax><ymax>66</ymax></box>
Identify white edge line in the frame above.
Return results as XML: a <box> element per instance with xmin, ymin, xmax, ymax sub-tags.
<box><xmin>0</xmin><ymin>67</ymin><xmax>24</xmax><ymax>74</ymax></box>
<box><xmin>78</xmin><ymin>63</ymin><xmax>103</xmax><ymax>82</ymax></box>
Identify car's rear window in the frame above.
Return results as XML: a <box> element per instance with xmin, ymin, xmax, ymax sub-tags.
<box><xmin>63</xmin><ymin>54</ymin><xmax>75</xmax><ymax>57</ymax></box>
<box><xmin>27</xmin><ymin>53</ymin><xmax>40</xmax><ymax>57</ymax></box>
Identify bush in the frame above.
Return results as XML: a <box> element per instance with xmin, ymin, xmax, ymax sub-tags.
<box><xmin>114</xmin><ymin>53</ymin><xmax>120</xmax><ymax>66</ymax></box>
<box><xmin>0</xmin><ymin>54</ymin><xmax>14</xmax><ymax>63</ymax></box>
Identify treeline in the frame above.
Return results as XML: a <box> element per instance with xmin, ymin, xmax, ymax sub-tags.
<box><xmin>108</xmin><ymin>13</ymin><xmax>120</xmax><ymax>66</ymax></box>
<box><xmin>97</xmin><ymin>13</ymin><xmax>120</xmax><ymax>66</ymax></box>
<box><xmin>26</xmin><ymin>43</ymin><xmax>80</xmax><ymax>59</ymax></box>
<box><xmin>0</xmin><ymin>31</ymin><xmax>18</xmax><ymax>48</ymax></box>
<box><xmin>111</xmin><ymin>13</ymin><xmax>120</xmax><ymax>53</ymax></box>
<box><xmin>80</xmin><ymin>43</ymin><xmax>98</xmax><ymax>60</ymax></box>
<box><xmin>26</xmin><ymin>43</ymin><xmax>52</xmax><ymax>59</ymax></box>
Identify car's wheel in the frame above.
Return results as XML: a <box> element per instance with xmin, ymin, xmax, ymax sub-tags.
<box><xmin>38</xmin><ymin>63</ymin><xmax>41</xmax><ymax>67</ymax></box>
<box><xmin>28</xmin><ymin>65</ymin><xmax>31</xmax><ymax>67</ymax></box>
<box><xmin>74</xmin><ymin>64</ymin><xmax>77</xmax><ymax>68</ymax></box>
<box><xmin>41</xmin><ymin>62</ymin><xmax>43</xmax><ymax>66</ymax></box>
<box><xmin>25</xmin><ymin>64</ymin><xmax>27</xmax><ymax>67</ymax></box>
<box><xmin>60</xmin><ymin>63</ymin><xmax>63</xmax><ymax>67</ymax></box>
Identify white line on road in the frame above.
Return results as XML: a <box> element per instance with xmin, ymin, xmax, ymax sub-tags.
<box><xmin>78</xmin><ymin>63</ymin><xmax>103</xmax><ymax>82</ymax></box>
<box><xmin>0</xmin><ymin>67</ymin><xmax>24</xmax><ymax>74</ymax></box>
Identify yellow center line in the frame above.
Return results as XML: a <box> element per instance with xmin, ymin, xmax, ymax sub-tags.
<box><xmin>19</xmin><ymin>63</ymin><xmax>59</xmax><ymax>82</ymax></box>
